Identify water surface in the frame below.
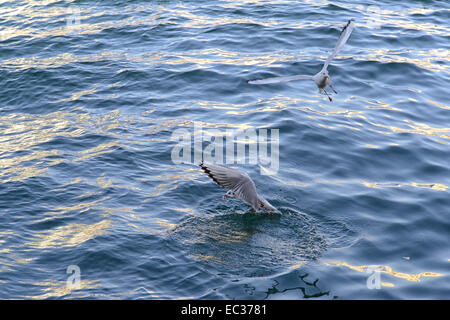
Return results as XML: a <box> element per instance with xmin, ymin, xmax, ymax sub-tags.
<box><xmin>0</xmin><ymin>0</ymin><xmax>449</xmax><ymax>299</ymax></box>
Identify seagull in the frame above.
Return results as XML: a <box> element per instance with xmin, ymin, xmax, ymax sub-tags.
<box><xmin>199</xmin><ymin>161</ymin><xmax>279</xmax><ymax>214</ymax></box>
<box><xmin>248</xmin><ymin>19</ymin><xmax>355</xmax><ymax>102</ymax></box>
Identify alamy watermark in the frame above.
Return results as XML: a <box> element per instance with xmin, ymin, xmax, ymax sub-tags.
<box><xmin>361</xmin><ymin>3</ymin><xmax>431</xmax><ymax>30</ymax></box>
<box><xmin>66</xmin><ymin>6</ymin><xmax>81</xmax><ymax>32</ymax></box>
<box><xmin>171</xmin><ymin>122</ymin><xmax>279</xmax><ymax>175</ymax></box>
<box><xmin>366</xmin><ymin>265</ymin><xmax>382</xmax><ymax>289</ymax></box>
<box><xmin>364</xmin><ymin>5</ymin><xmax>383</xmax><ymax>29</ymax></box>
<box><xmin>66</xmin><ymin>265</ymin><xmax>81</xmax><ymax>290</ymax></box>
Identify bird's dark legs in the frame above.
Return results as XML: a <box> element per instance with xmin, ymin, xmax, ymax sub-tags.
<box><xmin>323</xmin><ymin>89</ymin><xmax>332</xmax><ymax>102</ymax></box>
<box><xmin>329</xmin><ymin>83</ymin><xmax>338</xmax><ymax>94</ymax></box>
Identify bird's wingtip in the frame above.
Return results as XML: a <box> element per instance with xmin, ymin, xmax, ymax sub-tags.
<box><xmin>199</xmin><ymin>162</ymin><xmax>223</xmax><ymax>187</ymax></box>
<box><xmin>339</xmin><ymin>18</ymin><xmax>355</xmax><ymax>35</ymax></box>
<box><xmin>199</xmin><ymin>161</ymin><xmax>209</xmax><ymax>171</ymax></box>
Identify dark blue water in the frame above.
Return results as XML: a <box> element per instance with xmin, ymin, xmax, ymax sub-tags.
<box><xmin>0</xmin><ymin>0</ymin><xmax>449</xmax><ymax>299</ymax></box>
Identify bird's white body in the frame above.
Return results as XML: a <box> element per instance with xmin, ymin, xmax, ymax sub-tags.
<box><xmin>312</xmin><ymin>70</ymin><xmax>330</xmax><ymax>91</ymax></box>
<box><xmin>248</xmin><ymin>19</ymin><xmax>355</xmax><ymax>101</ymax></box>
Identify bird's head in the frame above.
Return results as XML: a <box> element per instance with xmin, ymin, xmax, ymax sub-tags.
<box><xmin>258</xmin><ymin>197</ymin><xmax>280</xmax><ymax>214</ymax></box>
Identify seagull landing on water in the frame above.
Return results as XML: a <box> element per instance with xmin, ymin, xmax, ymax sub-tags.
<box><xmin>248</xmin><ymin>19</ymin><xmax>355</xmax><ymax>102</ymax></box>
<box><xmin>199</xmin><ymin>161</ymin><xmax>279</xmax><ymax>214</ymax></box>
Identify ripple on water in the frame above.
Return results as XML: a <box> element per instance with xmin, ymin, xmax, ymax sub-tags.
<box><xmin>168</xmin><ymin>208</ymin><xmax>357</xmax><ymax>277</ymax></box>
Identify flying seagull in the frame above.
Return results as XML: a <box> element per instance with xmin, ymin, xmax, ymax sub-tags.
<box><xmin>248</xmin><ymin>19</ymin><xmax>355</xmax><ymax>102</ymax></box>
<box><xmin>199</xmin><ymin>161</ymin><xmax>279</xmax><ymax>214</ymax></box>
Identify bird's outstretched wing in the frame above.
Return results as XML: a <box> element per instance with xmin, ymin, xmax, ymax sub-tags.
<box><xmin>200</xmin><ymin>161</ymin><xmax>258</xmax><ymax>208</ymax></box>
<box><xmin>322</xmin><ymin>19</ymin><xmax>355</xmax><ymax>71</ymax></box>
<box><xmin>247</xmin><ymin>74</ymin><xmax>312</xmax><ymax>85</ymax></box>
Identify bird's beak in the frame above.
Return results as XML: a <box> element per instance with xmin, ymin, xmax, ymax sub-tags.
<box><xmin>266</xmin><ymin>205</ymin><xmax>280</xmax><ymax>214</ymax></box>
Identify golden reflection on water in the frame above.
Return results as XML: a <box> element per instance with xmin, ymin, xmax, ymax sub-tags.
<box><xmin>25</xmin><ymin>279</ymin><xmax>101</xmax><ymax>299</ymax></box>
<box><xmin>361</xmin><ymin>181</ymin><xmax>448</xmax><ymax>191</ymax></box>
<box><xmin>336</xmin><ymin>3</ymin><xmax>450</xmax><ymax>36</ymax></box>
<box><xmin>95</xmin><ymin>173</ymin><xmax>141</xmax><ymax>193</ymax></box>
<box><xmin>359</xmin><ymin>48</ymin><xmax>449</xmax><ymax>74</ymax></box>
<box><xmin>2</xmin><ymin>46</ymin><xmax>447</xmax><ymax>78</ymax></box>
<box><xmin>1</xmin><ymin>47</ymin><xmax>304</xmax><ymax>70</ymax></box>
<box><xmin>154</xmin><ymin>218</ymin><xmax>177</xmax><ymax>231</ymax></box>
<box><xmin>0</xmin><ymin>111</ymin><xmax>91</xmax><ymax>182</ymax></box>
<box><xmin>323</xmin><ymin>260</ymin><xmax>444</xmax><ymax>285</ymax></box>
<box><xmin>0</xmin><ymin>104</ymin><xmax>261</xmax><ymax>186</ymax></box>
<box><xmin>190</xmin><ymin>253</ymin><xmax>225</xmax><ymax>264</ymax></box>
<box><xmin>288</xmin><ymin>261</ymin><xmax>305</xmax><ymax>270</ymax></box>
<box><xmin>368</xmin><ymin>119</ymin><xmax>450</xmax><ymax>140</ymax></box>
<box><xmin>172</xmin><ymin>207</ymin><xmax>197</xmax><ymax>216</ymax></box>
<box><xmin>146</xmin><ymin>169</ymin><xmax>198</xmax><ymax>199</ymax></box>
<box><xmin>274</xmin><ymin>175</ymin><xmax>448</xmax><ymax>192</ymax></box>
<box><xmin>6</xmin><ymin>47</ymin><xmax>445</xmax><ymax>77</ymax></box>
<box><xmin>0</xmin><ymin>150</ymin><xmax>58</xmax><ymax>183</ymax></box>
<box><xmin>0</xmin><ymin>112</ymin><xmax>84</xmax><ymax>154</ymax></box>
<box><xmin>27</xmin><ymin>219</ymin><xmax>111</xmax><ymax>249</ymax></box>
<box><xmin>27</xmin><ymin>282</ymin><xmax>163</xmax><ymax>299</ymax></box>
<box><xmin>1</xmin><ymin>0</ymin><xmax>448</xmax><ymax>74</ymax></box>
<box><xmin>221</xmin><ymin>0</ymin><xmax>296</xmax><ymax>8</ymax></box>
<box><xmin>364</xmin><ymin>99</ymin><xmax>402</xmax><ymax>111</ymax></box>
<box><xmin>1</xmin><ymin>2</ymin><xmax>286</xmax><ymax>43</ymax></box>
<box><xmin>55</xmin><ymin>177</ymin><xmax>83</xmax><ymax>190</ymax></box>
<box><xmin>44</xmin><ymin>197</ymin><xmax>109</xmax><ymax>217</ymax></box>
<box><xmin>427</xmin><ymin>99</ymin><xmax>450</xmax><ymax>111</ymax></box>
<box><xmin>15</xmin><ymin>257</ymin><xmax>36</xmax><ymax>264</ymax></box>
<box><xmin>53</xmin><ymin>85</ymin><xmax>99</xmax><ymax>104</ymax></box>
<box><xmin>1</xmin><ymin>5</ymin><xmax>134</xmax><ymax>42</ymax></box>
<box><xmin>74</xmin><ymin>141</ymin><xmax>118</xmax><ymax>162</ymax></box>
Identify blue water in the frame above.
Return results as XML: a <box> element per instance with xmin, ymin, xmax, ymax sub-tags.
<box><xmin>0</xmin><ymin>0</ymin><xmax>449</xmax><ymax>299</ymax></box>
